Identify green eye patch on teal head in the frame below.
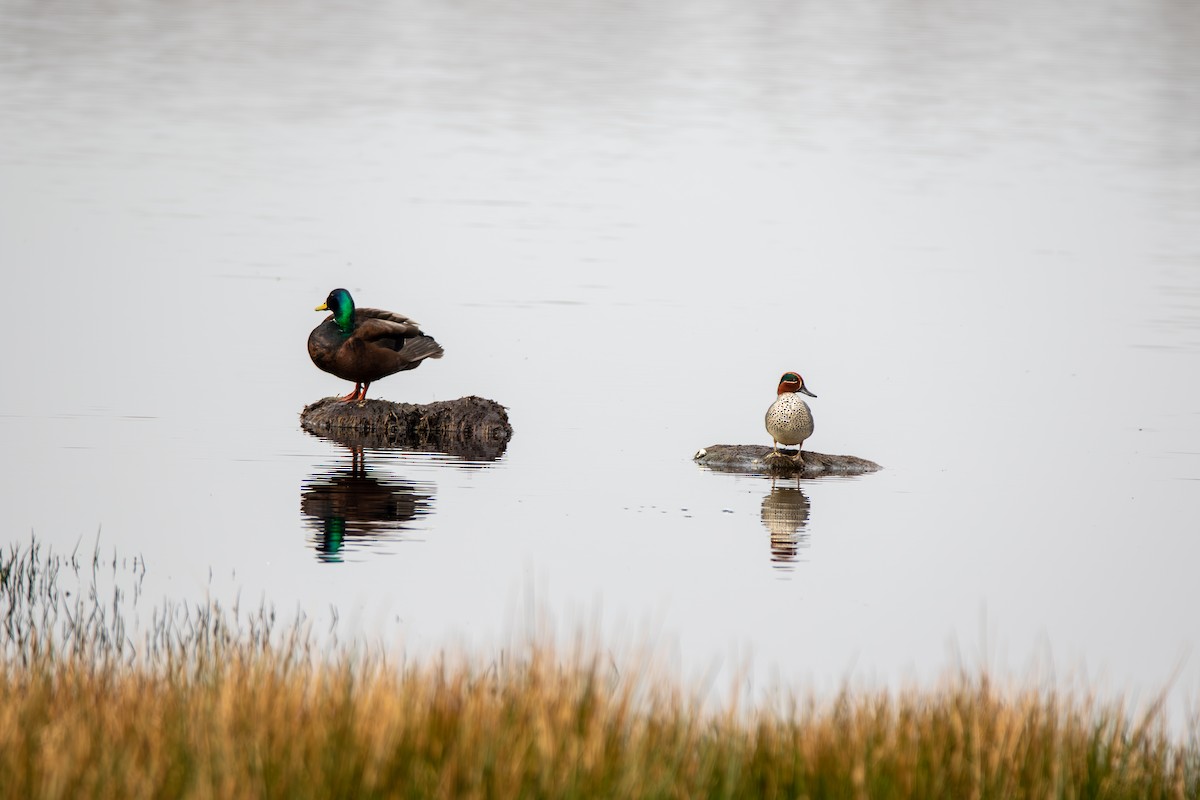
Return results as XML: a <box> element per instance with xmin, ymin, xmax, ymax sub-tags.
<box><xmin>776</xmin><ymin>371</ymin><xmax>816</xmax><ymax>398</ymax></box>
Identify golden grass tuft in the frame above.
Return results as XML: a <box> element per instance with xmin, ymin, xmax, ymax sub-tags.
<box><xmin>2</xmin><ymin>538</ymin><xmax>1197</xmax><ymax>799</ymax></box>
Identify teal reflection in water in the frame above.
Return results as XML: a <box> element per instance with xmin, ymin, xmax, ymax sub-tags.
<box><xmin>760</xmin><ymin>484</ymin><xmax>811</xmax><ymax>570</ymax></box>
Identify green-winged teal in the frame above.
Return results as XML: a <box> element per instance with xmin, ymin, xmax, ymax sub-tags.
<box><xmin>765</xmin><ymin>371</ymin><xmax>816</xmax><ymax>464</ymax></box>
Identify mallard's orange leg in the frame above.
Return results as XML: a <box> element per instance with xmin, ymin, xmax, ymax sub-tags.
<box><xmin>355</xmin><ymin>382</ymin><xmax>372</xmax><ymax>406</ymax></box>
<box><xmin>338</xmin><ymin>383</ymin><xmax>363</xmax><ymax>402</ymax></box>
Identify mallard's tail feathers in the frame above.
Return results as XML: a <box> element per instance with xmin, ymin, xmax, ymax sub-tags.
<box><xmin>404</xmin><ymin>335</ymin><xmax>445</xmax><ymax>362</ymax></box>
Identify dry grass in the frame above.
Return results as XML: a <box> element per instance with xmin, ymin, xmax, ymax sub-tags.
<box><xmin>2</xmin><ymin>538</ymin><xmax>1197</xmax><ymax>799</ymax></box>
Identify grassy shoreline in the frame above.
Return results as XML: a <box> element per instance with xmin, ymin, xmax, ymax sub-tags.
<box><xmin>3</xmin><ymin>539</ymin><xmax>1197</xmax><ymax>799</ymax></box>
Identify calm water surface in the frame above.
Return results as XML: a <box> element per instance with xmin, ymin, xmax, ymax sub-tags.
<box><xmin>2</xmin><ymin>0</ymin><xmax>1199</xmax><ymax>714</ymax></box>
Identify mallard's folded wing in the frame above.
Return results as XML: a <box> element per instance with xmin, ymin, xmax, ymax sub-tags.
<box><xmin>352</xmin><ymin>314</ymin><xmax>424</xmax><ymax>341</ymax></box>
<box><xmin>356</xmin><ymin>307</ymin><xmax>421</xmax><ymax>326</ymax></box>
<box><xmin>350</xmin><ymin>311</ymin><xmax>444</xmax><ymax>361</ymax></box>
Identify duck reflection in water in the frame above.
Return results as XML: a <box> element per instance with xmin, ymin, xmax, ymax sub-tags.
<box><xmin>760</xmin><ymin>483</ymin><xmax>811</xmax><ymax>569</ymax></box>
<box><xmin>300</xmin><ymin>446</ymin><xmax>434</xmax><ymax>563</ymax></box>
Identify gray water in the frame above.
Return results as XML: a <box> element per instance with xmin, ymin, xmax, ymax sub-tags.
<box><xmin>3</xmin><ymin>0</ymin><xmax>1199</xmax><ymax>713</ymax></box>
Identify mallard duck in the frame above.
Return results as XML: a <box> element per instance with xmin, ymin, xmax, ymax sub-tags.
<box><xmin>308</xmin><ymin>288</ymin><xmax>444</xmax><ymax>403</ymax></box>
<box><xmin>765</xmin><ymin>371</ymin><xmax>816</xmax><ymax>465</ymax></box>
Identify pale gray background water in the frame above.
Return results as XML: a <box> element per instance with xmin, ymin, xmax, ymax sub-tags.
<box><xmin>3</xmin><ymin>0</ymin><xmax>1199</xmax><ymax>714</ymax></box>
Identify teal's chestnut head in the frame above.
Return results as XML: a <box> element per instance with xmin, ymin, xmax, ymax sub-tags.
<box><xmin>316</xmin><ymin>288</ymin><xmax>356</xmax><ymax>334</ymax></box>
<box><xmin>777</xmin><ymin>371</ymin><xmax>816</xmax><ymax>398</ymax></box>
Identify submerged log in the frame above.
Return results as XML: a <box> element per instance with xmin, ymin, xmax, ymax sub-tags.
<box><xmin>693</xmin><ymin>444</ymin><xmax>881</xmax><ymax>477</ymax></box>
<box><xmin>300</xmin><ymin>396</ymin><xmax>512</xmax><ymax>461</ymax></box>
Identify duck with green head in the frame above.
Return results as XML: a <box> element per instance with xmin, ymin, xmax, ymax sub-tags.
<box><xmin>308</xmin><ymin>288</ymin><xmax>444</xmax><ymax>404</ymax></box>
<box><xmin>765</xmin><ymin>371</ymin><xmax>817</xmax><ymax>465</ymax></box>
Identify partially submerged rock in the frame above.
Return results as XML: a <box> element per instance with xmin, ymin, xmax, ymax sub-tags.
<box><xmin>694</xmin><ymin>444</ymin><xmax>881</xmax><ymax>477</ymax></box>
<box><xmin>301</xmin><ymin>395</ymin><xmax>512</xmax><ymax>461</ymax></box>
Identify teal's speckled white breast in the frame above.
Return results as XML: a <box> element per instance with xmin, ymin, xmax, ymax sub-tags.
<box><xmin>765</xmin><ymin>393</ymin><xmax>814</xmax><ymax>446</ymax></box>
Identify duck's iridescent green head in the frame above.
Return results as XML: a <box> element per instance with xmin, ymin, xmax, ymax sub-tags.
<box><xmin>316</xmin><ymin>288</ymin><xmax>355</xmax><ymax>334</ymax></box>
<box><xmin>777</xmin><ymin>371</ymin><xmax>817</xmax><ymax>398</ymax></box>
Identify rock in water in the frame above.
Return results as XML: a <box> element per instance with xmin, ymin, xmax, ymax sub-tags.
<box><xmin>301</xmin><ymin>396</ymin><xmax>512</xmax><ymax>461</ymax></box>
<box><xmin>693</xmin><ymin>444</ymin><xmax>880</xmax><ymax>476</ymax></box>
